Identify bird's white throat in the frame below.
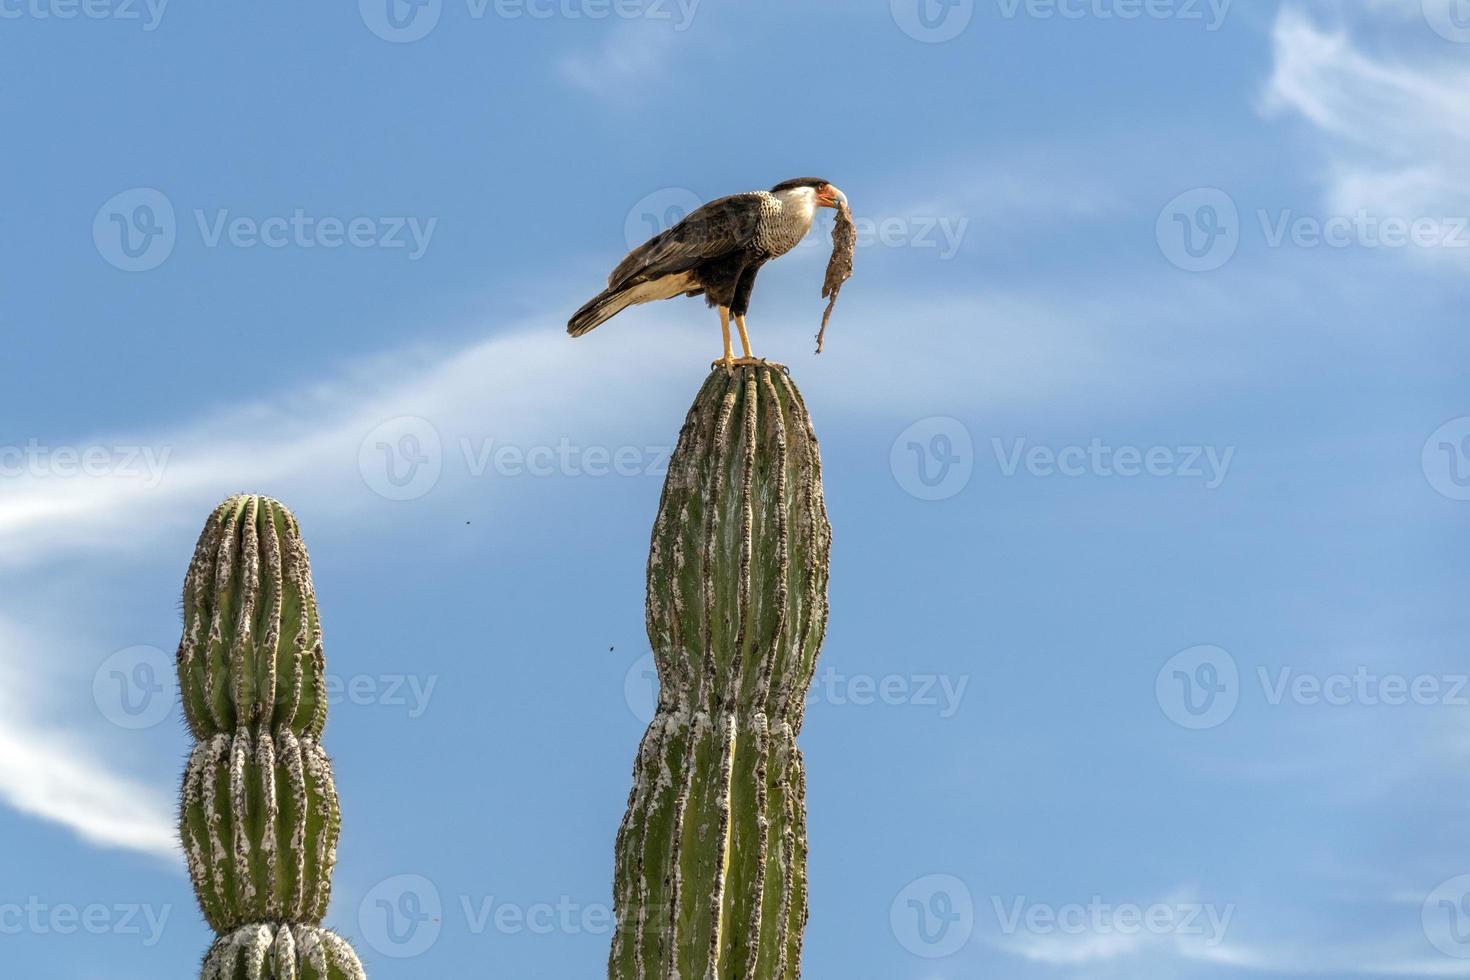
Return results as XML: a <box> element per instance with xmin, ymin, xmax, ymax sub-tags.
<box><xmin>772</xmin><ymin>186</ymin><xmax>818</xmax><ymax>226</ymax></box>
<box><xmin>763</xmin><ymin>187</ymin><xmax>818</xmax><ymax>255</ymax></box>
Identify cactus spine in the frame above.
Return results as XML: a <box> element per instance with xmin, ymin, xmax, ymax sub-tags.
<box><xmin>177</xmin><ymin>494</ymin><xmax>365</xmax><ymax>980</ymax></box>
<box><xmin>611</xmin><ymin>365</ymin><xmax>832</xmax><ymax>979</ymax></box>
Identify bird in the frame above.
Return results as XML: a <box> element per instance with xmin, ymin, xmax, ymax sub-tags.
<box><xmin>568</xmin><ymin>178</ymin><xmax>849</xmax><ymax>368</ymax></box>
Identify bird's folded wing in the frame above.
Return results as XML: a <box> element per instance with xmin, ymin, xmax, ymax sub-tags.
<box><xmin>609</xmin><ymin>193</ymin><xmax>764</xmax><ymax>287</ymax></box>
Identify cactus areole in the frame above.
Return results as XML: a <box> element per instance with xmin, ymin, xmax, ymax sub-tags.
<box><xmin>611</xmin><ymin>364</ymin><xmax>833</xmax><ymax>979</ymax></box>
<box><xmin>177</xmin><ymin>495</ymin><xmax>366</xmax><ymax>980</ymax></box>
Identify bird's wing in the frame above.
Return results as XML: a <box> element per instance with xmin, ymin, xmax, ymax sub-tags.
<box><xmin>609</xmin><ymin>193</ymin><xmax>763</xmax><ymax>287</ymax></box>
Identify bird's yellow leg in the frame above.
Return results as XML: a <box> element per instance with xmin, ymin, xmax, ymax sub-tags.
<box><xmin>735</xmin><ymin>314</ymin><xmax>755</xmax><ymax>360</ymax></box>
<box><xmin>715</xmin><ymin>307</ymin><xmax>735</xmax><ymax>370</ymax></box>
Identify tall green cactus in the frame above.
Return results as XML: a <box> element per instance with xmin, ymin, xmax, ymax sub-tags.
<box><xmin>611</xmin><ymin>365</ymin><xmax>833</xmax><ymax>979</ymax></box>
<box><xmin>177</xmin><ymin>494</ymin><xmax>365</xmax><ymax>980</ymax></box>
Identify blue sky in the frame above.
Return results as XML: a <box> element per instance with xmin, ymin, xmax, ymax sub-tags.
<box><xmin>2</xmin><ymin>0</ymin><xmax>1470</xmax><ymax>977</ymax></box>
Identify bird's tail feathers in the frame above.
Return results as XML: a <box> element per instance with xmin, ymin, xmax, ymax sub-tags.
<box><xmin>568</xmin><ymin>286</ymin><xmax>637</xmax><ymax>337</ymax></box>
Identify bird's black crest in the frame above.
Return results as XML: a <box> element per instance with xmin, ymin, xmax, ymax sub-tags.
<box><xmin>769</xmin><ymin>177</ymin><xmax>832</xmax><ymax>193</ymax></box>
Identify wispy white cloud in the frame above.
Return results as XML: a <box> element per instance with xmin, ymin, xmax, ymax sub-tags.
<box><xmin>0</xmin><ymin>618</ymin><xmax>176</xmax><ymax>860</ymax></box>
<box><xmin>1</xmin><ymin>281</ymin><xmax>1255</xmax><ymax>568</ymax></box>
<box><xmin>0</xmin><ymin>275</ymin><xmax>1261</xmax><ymax>857</ymax></box>
<box><xmin>1264</xmin><ymin>7</ymin><xmax>1470</xmax><ymax>254</ymax></box>
<box><xmin>556</xmin><ymin>22</ymin><xmax>687</xmax><ymax>105</ymax></box>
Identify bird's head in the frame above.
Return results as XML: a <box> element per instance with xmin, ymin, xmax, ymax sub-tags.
<box><xmin>771</xmin><ymin>177</ymin><xmax>848</xmax><ymax>210</ymax></box>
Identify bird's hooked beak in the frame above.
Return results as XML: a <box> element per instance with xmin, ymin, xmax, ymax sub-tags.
<box><xmin>818</xmin><ymin>184</ymin><xmax>848</xmax><ymax>209</ymax></box>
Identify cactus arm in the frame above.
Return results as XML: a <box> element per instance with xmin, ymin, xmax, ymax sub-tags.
<box><xmin>176</xmin><ymin>495</ymin><xmax>364</xmax><ymax>979</ymax></box>
<box><xmin>612</xmin><ymin>365</ymin><xmax>832</xmax><ymax>979</ymax></box>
